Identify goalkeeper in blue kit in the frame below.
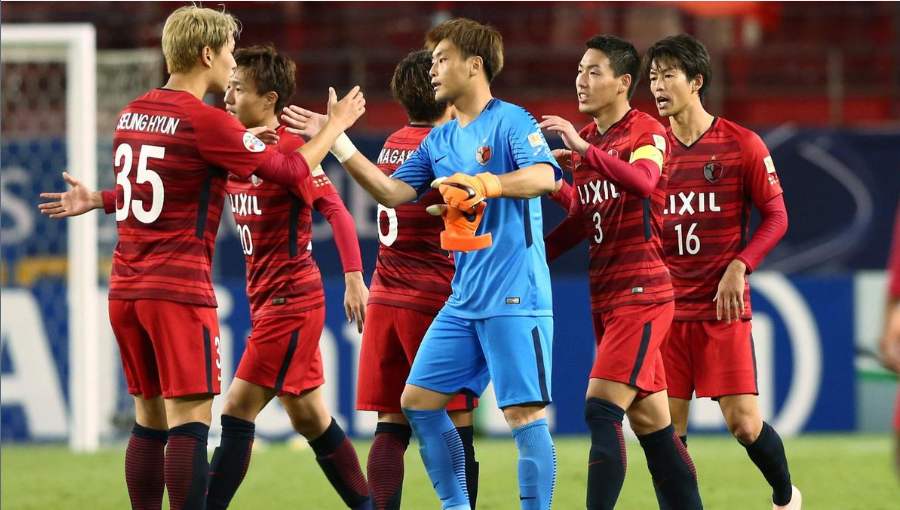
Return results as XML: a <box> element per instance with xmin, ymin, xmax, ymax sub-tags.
<box><xmin>282</xmin><ymin>18</ymin><xmax>562</xmax><ymax>510</ymax></box>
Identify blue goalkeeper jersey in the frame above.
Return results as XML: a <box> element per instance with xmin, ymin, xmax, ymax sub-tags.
<box><xmin>392</xmin><ymin>98</ymin><xmax>562</xmax><ymax>319</ymax></box>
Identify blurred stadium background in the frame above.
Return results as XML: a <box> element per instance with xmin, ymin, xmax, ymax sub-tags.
<box><xmin>2</xmin><ymin>1</ymin><xmax>900</xmax><ymax>508</ymax></box>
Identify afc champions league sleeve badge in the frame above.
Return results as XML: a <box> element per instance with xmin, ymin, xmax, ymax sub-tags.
<box><xmin>242</xmin><ymin>131</ymin><xmax>266</xmax><ymax>153</ymax></box>
<box><xmin>476</xmin><ymin>145</ymin><xmax>492</xmax><ymax>165</ymax></box>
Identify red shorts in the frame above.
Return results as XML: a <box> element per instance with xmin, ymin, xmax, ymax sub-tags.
<box><xmin>110</xmin><ymin>299</ymin><xmax>221</xmax><ymax>399</ymax></box>
<box><xmin>235</xmin><ymin>308</ymin><xmax>326</xmax><ymax>396</ymax></box>
<box><xmin>357</xmin><ymin>303</ymin><xmax>477</xmax><ymax>413</ymax></box>
<box><xmin>663</xmin><ymin>319</ymin><xmax>758</xmax><ymax>400</ymax></box>
<box><xmin>591</xmin><ymin>301</ymin><xmax>674</xmax><ymax>394</ymax></box>
<box><xmin>894</xmin><ymin>386</ymin><xmax>900</xmax><ymax>432</ymax></box>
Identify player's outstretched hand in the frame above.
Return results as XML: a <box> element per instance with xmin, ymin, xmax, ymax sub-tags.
<box><xmin>880</xmin><ymin>304</ymin><xmax>900</xmax><ymax>373</ymax></box>
<box><xmin>438</xmin><ymin>172</ymin><xmax>502</xmax><ymax>211</ymax></box>
<box><xmin>344</xmin><ymin>270</ymin><xmax>368</xmax><ymax>334</ymax></box>
<box><xmin>39</xmin><ymin>172</ymin><xmax>101</xmax><ymax>218</ymax></box>
<box><xmin>281</xmin><ymin>105</ymin><xmax>328</xmax><ymax>139</ymax></box>
<box><xmin>540</xmin><ymin>115</ymin><xmax>589</xmax><ymax>155</ymax></box>
<box><xmin>552</xmin><ymin>148</ymin><xmax>573</xmax><ymax>172</ymax></box>
<box><xmin>247</xmin><ymin>126</ymin><xmax>279</xmax><ymax>146</ymax></box>
<box><xmin>327</xmin><ymin>86</ymin><xmax>366</xmax><ymax>132</ymax></box>
<box><xmin>714</xmin><ymin>259</ymin><xmax>747</xmax><ymax>324</ymax></box>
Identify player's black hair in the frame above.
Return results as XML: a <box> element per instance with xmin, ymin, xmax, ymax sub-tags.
<box><xmin>234</xmin><ymin>44</ymin><xmax>296</xmax><ymax>112</ymax></box>
<box><xmin>643</xmin><ymin>34</ymin><xmax>713</xmax><ymax>102</ymax></box>
<box><xmin>584</xmin><ymin>35</ymin><xmax>641</xmax><ymax>101</ymax></box>
<box><xmin>391</xmin><ymin>50</ymin><xmax>449</xmax><ymax>124</ymax></box>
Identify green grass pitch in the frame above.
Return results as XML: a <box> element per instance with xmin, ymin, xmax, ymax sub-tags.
<box><xmin>2</xmin><ymin>434</ymin><xmax>898</xmax><ymax>509</ymax></box>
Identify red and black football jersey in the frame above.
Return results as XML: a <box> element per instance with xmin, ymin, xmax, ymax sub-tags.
<box><xmin>368</xmin><ymin>124</ymin><xmax>455</xmax><ymax>315</ymax></box>
<box><xmin>226</xmin><ymin>126</ymin><xmax>339</xmax><ymax>319</ymax></box>
<box><xmin>663</xmin><ymin>117</ymin><xmax>784</xmax><ymax>321</ymax></box>
<box><xmin>109</xmin><ymin>88</ymin><xmax>272</xmax><ymax>307</ymax></box>
<box><xmin>567</xmin><ymin>109</ymin><xmax>673</xmax><ymax>314</ymax></box>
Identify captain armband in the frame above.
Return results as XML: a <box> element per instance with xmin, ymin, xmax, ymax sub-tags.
<box><xmin>629</xmin><ymin>145</ymin><xmax>664</xmax><ymax>175</ymax></box>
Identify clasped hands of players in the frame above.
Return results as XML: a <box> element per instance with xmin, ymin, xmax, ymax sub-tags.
<box><xmin>280</xmin><ymin>85</ymin><xmax>363</xmax><ymax>138</ymax></box>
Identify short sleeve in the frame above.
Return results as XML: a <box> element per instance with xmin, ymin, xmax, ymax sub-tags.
<box><xmin>741</xmin><ymin>131</ymin><xmax>784</xmax><ymax>207</ymax></box>
<box><xmin>391</xmin><ymin>136</ymin><xmax>435</xmax><ymax>199</ymax></box>
<box><xmin>505</xmin><ymin>107</ymin><xmax>562</xmax><ymax>180</ymax></box>
<box><xmin>192</xmin><ymin>106</ymin><xmax>272</xmax><ymax>180</ymax></box>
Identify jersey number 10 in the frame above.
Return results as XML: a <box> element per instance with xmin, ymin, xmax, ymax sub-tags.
<box><xmin>114</xmin><ymin>143</ymin><xmax>166</xmax><ymax>224</ymax></box>
<box><xmin>377</xmin><ymin>204</ymin><xmax>399</xmax><ymax>247</ymax></box>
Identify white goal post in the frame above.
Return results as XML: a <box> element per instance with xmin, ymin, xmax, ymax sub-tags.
<box><xmin>1</xmin><ymin>24</ymin><xmax>99</xmax><ymax>452</ymax></box>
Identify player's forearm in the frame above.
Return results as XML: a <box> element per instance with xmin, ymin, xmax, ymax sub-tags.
<box><xmin>298</xmin><ymin>121</ymin><xmax>347</xmax><ymax>171</ymax></box>
<box><xmin>254</xmin><ymin>151</ymin><xmax>311</xmax><ymax>188</ymax></box>
<box><xmin>584</xmin><ymin>145</ymin><xmax>660</xmax><ymax>198</ymax></box>
<box><xmin>884</xmin><ymin>294</ymin><xmax>900</xmax><ymax>349</ymax></box>
<box><xmin>496</xmin><ymin>163</ymin><xmax>558</xmax><ymax>198</ymax></box>
<box><xmin>548</xmin><ymin>179</ymin><xmax>573</xmax><ymax>211</ymax></box>
<box><xmin>315</xmin><ymin>194</ymin><xmax>364</xmax><ymax>273</ymax></box>
<box><xmin>342</xmin><ymin>152</ymin><xmax>417</xmax><ymax>207</ymax></box>
<box><xmin>98</xmin><ymin>190</ymin><xmax>114</xmax><ymax>213</ymax></box>
<box><xmin>544</xmin><ymin>215</ymin><xmax>585</xmax><ymax>262</ymax></box>
<box><xmin>735</xmin><ymin>194</ymin><xmax>788</xmax><ymax>273</ymax></box>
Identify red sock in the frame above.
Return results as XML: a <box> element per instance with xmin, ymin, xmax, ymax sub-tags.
<box><xmin>309</xmin><ymin>418</ymin><xmax>370</xmax><ymax>508</ymax></box>
<box><xmin>367</xmin><ymin>422</ymin><xmax>412</xmax><ymax>510</ymax></box>
<box><xmin>165</xmin><ymin>422</ymin><xmax>210</xmax><ymax>510</ymax></box>
<box><xmin>125</xmin><ymin>423</ymin><xmax>167</xmax><ymax>510</ymax></box>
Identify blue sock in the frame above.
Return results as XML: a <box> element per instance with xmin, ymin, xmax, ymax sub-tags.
<box><xmin>512</xmin><ymin>418</ymin><xmax>556</xmax><ymax>510</ymax></box>
<box><xmin>402</xmin><ymin>408</ymin><xmax>469</xmax><ymax>510</ymax></box>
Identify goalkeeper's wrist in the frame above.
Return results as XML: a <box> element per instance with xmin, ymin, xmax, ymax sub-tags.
<box><xmin>475</xmin><ymin>172</ymin><xmax>503</xmax><ymax>198</ymax></box>
<box><xmin>330</xmin><ymin>133</ymin><xmax>358</xmax><ymax>164</ymax></box>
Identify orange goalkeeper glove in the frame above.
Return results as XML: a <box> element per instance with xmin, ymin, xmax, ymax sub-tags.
<box><xmin>426</xmin><ymin>202</ymin><xmax>492</xmax><ymax>252</ymax></box>
<box><xmin>437</xmin><ymin>172</ymin><xmax>502</xmax><ymax>211</ymax></box>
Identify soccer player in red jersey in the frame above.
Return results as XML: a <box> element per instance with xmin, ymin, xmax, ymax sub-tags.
<box><xmin>645</xmin><ymin>34</ymin><xmax>800</xmax><ymax>509</ymax></box>
<box><xmin>202</xmin><ymin>45</ymin><xmax>371</xmax><ymax>510</ymax></box>
<box><xmin>881</xmin><ymin>201</ymin><xmax>900</xmax><ymax>481</ymax></box>
<box><xmin>541</xmin><ymin>36</ymin><xmax>702</xmax><ymax>510</ymax></box>
<box><xmin>282</xmin><ymin>50</ymin><xmax>480</xmax><ymax>510</ymax></box>
<box><xmin>37</xmin><ymin>6</ymin><xmax>365</xmax><ymax>510</ymax></box>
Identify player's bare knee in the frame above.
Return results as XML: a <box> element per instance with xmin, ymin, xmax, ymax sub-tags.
<box><xmin>449</xmin><ymin>410</ymin><xmax>474</xmax><ymax>428</ymax></box>
<box><xmin>400</xmin><ymin>385</ymin><xmax>446</xmax><ymax>410</ymax></box>
<box><xmin>727</xmin><ymin>416</ymin><xmax>761</xmax><ymax>444</ymax></box>
<box><xmin>625</xmin><ymin>408</ymin><xmax>659</xmax><ymax>436</ymax></box>
<box><xmin>134</xmin><ymin>396</ymin><xmax>167</xmax><ymax>430</ymax></box>
<box><xmin>221</xmin><ymin>398</ymin><xmax>259</xmax><ymax>422</ymax></box>
<box><xmin>502</xmin><ymin>404</ymin><xmax>545</xmax><ymax>429</ymax></box>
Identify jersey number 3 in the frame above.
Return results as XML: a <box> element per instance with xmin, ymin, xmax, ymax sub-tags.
<box><xmin>115</xmin><ymin>143</ymin><xmax>165</xmax><ymax>223</ymax></box>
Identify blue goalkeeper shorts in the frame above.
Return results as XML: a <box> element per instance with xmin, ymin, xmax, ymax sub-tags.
<box><xmin>407</xmin><ymin>311</ymin><xmax>553</xmax><ymax>408</ymax></box>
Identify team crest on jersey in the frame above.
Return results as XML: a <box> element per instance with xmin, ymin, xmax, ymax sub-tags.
<box><xmin>703</xmin><ymin>162</ymin><xmax>724</xmax><ymax>182</ymax></box>
<box><xmin>251</xmin><ymin>175</ymin><xmax>262</xmax><ymax>186</ymax></box>
<box><xmin>608</xmin><ymin>148</ymin><xmax>619</xmax><ymax>159</ymax></box>
<box><xmin>476</xmin><ymin>145</ymin><xmax>492</xmax><ymax>165</ymax></box>
<box><xmin>243</xmin><ymin>132</ymin><xmax>266</xmax><ymax>153</ymax></box>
